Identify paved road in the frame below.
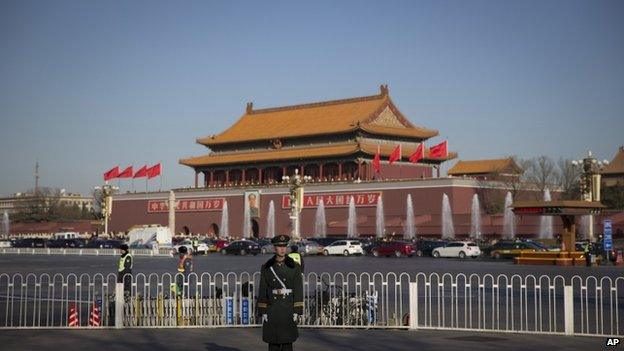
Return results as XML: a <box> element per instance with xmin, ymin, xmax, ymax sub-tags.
<box><xmin>0</xmin><ymin>253</ymin><xmax>622</xmax><ymax>280</ymax></box>
<box><xmin>0</xmin><ymin>328</ymin><xmax>607</xmax><ymax>351</ymax></box>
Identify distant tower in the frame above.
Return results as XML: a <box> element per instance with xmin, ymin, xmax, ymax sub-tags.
<box><xmin>35</xmin><ymin>160</ymin><xmax>40</xmax><ymax>194</ymax></box>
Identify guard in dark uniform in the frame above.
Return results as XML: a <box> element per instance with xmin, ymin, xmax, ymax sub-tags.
<box><xmin>258</xmin><ymin>235</ymin><xmax>303</xmax><ymax>351</ymax></box>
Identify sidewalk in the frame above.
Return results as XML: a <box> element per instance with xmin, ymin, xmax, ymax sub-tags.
<box><xmin>0</xmin><ymin>327</ymin><xmax>606</xmax><ymax>351</ymax></box>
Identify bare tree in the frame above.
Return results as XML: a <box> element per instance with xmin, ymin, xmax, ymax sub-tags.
<box><xmin>556</xmin><ymin>157</ymin><xmax>581</xmax><ymax>200</ymax></box>
<box><xmin>522</xmin><ymin>156</ymin><xmax>559</xmax><ymax>193</ymax></box>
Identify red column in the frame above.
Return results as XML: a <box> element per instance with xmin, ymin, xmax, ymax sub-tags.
<box><xmin>338</xmin><ymin>163</ymin><xmax>343</xmax><ymax>180</ymax></box>
<box><xmin>194</xmin><ymin>171</ymin><xmax>198</xmax><ymax>188</ymax></box>
<box><xmin>300</xmin><ymin>164</ymin><xmax>304</xmax><ymax>176</ymax></box>
<box><xmin>319</xmin><ymin>163</ymin><xmax>324</xmax><ymax>181</ymax></box>
<box><xmin>210</xmin><ymin>171</ymin><xmax>214</xmax><ymax>186</ymax></box>
<box><xmin>258</xmin><ymin>168</ymin><xmax>263</xmax><ymax>184</ymax></box>
<box><xmin>357</xmin><ymin>162</ymin><xmax>362</xmax><ymax>180</ymax></box>
<box><xmin>282</xmin><ymin>166</ymin><xmax>287</xmax><ymax>178</ymax></box>
<box><xmin>242</xmin><ymin>169</ymin><xmax>246</xmax><ymax>184</ymax></box>
<box><xmin>225</xmin><ymin>170</ymin><xmax>230</xmax><ymax>185</ymax></box>
<box><xmin>437</xmin><ymin>165</ymin><xmax>440</xmax><ymax>178</ymax></box>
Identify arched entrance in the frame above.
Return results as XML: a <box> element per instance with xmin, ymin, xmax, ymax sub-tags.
<box><xmin>251</xmin><ymin>219</ymin><xmax>259</xmax><ymax>238</ymax></box>
<box><xmin>210</xmin><ymin>223</ymin><xmax>219</xmax><ymax>236</ymax></box>
<box><xmin>183</xmin><ymin>226</ymin><xmax>191</xmax><ymax>235</ymax></box>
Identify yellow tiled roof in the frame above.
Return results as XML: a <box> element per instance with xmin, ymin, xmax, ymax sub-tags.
<box><xmin>180</xmin><ymin>140</ymin><xmax>456</xmax><ymax>167</ymax></box>
<box><xmin>447</xmin><ymin>158</ymin><xmax>522</xmax><ymax>175</ymax></box>
<box><xmin>601</xmin><ymin>146</ymin><xmax>624</xmax><ymax>175</ymax></box>
<box><xmin>196</xmin><ymin>86</ymin><xmax>437</xmax><ymax>146</ymax></box>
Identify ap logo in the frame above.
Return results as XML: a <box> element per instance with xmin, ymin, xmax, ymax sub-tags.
<box><xmin>606</xmin><ymin>338</ymin><xmax>620</xmax><ymax>347</ymax></box>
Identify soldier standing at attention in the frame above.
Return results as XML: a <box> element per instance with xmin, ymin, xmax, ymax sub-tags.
<box><xmin>258</xmin><ymin>235</ymin><xmax>304</xmax><ymax>351</ymax></box>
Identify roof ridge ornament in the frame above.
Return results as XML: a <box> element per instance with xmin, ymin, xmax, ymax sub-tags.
<box><xmin>246</xmin><ymin>102</ymin><xmax>253</xmax><ymax>114</ymax></box>
<box><xmin>380</xmin><ymin>84</ymin><xmax>389</xmax><ymax>96</ymax></box>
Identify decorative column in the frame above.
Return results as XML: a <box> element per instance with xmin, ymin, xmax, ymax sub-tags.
<box><xmin>258</xmin><ymin>168</ymin><xmax>263</xmax><ymax>184</ymax></box>
<box><xmin>338</xmin><ymin>163</ymin><xmax>343</xmax><ymax>180</ymax></box>
<box><xmin>194</xmin><ymin>171</ymin><xmax>198</xmax><ymax>188</ymax></box>
<box><xmin>242</xmin><ymin>169</ymin><xmax>246</xmax><ymax>184</ymax></box>
<box><xmin>225</xmin><ymin>170</ymin><xmax>230</xmax><ymax>185</ymax></box>
<box><xmin>319</xmin><ymin>163</ymin><xmax>324</xmax><ymax>181</ymax></box>
<box><xmin>209</xmin><ymin>171</ymin><xmax>214</xmax><ymax>187</ymax></box>
<box><xmin>168</xmin><ymin>191</ymin><xmax>176</xmax><ymax>235</ymax></box>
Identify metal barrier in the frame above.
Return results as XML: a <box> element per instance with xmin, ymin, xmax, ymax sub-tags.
<box><xmin>0</xmin><ymin>248</ymin><xmax>171</xmax><ymax>257</ymax></box>
<box><xmin>0</xmin><ymin>272</ymin><xmax>622</xmax><ymax>337</ymax></box>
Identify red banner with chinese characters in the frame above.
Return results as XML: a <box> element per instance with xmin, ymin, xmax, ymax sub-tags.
<box><xmin>281</xmin><ymin>192</ymin><xmax>381</xmax><ymax>209</ymax></box>
<box><xmin>147</xmin><ymin>198</ymin><xmax>225</xmax><ymax>213</ymax></box>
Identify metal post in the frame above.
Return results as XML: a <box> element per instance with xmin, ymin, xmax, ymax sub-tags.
<box><xmin>564</xmin><ymin>285</ymin><xmax>574</xmax><ymax>336</ymax></box>
<box><xmin>409</xmin><ymin>282</ymin><xmax>419</xmax><ymax>330</ymax></box>
<box><xmin>115</xmin><ymin>282</ymin><xmax>124</xmax><ymax>328</ymax></box>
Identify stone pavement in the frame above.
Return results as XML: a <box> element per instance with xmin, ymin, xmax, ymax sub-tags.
<box><xmin>0</xmin><ymin>327</ymin><xmax>608</xmax><ymax>351</ymax></box>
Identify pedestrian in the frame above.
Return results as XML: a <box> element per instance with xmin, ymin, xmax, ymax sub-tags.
<box><xmin>583</xmin><ymin>241</ymin><xmax>592</xmax><ymax>267</ymax></box>
<box><xmin>258</xmin><ymin>235</ymin><xmax>303</xmax><ymax>351</ymax></box>
<box><xmin>175</xmin><ymin>246</ymin><xmax>193</xmax><ymax>296</ymax></box>
<box><xmin>117</xmin><ymin>244</ymin><xmax>133</xmax><ymax>296</ymax></box>
<box><xmin>288</xmin><ymin>244</ymin><xmax>305</xmax><ymax>273</ymax></box>
<box><xmin>192</xmin><ymin>236</ymin><xmax>199</xmax><ymax>253</ymax></box>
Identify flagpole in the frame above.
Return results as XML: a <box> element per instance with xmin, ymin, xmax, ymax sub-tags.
<box><xmin>159</xmin><ymin>160</ymin><xmax>163</xmax><ymax>192</ymax></box>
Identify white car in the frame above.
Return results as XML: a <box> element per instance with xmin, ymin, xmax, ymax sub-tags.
<box><xmin>173</xmin><ymin>240</ymin><xmax>209</xmax><ymax>255</ymax></box>
<box><xmin>432</xmin><ymin>241</ymin><xmax>481</xmax><ymax>259</ymax></box>
<box><xmin>322</xmin><ymin>240</ymin><xmax>363</xmax><ymax>256</ymax></box>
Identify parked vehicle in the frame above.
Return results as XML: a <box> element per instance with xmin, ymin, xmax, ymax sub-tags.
<box><xmin>52</xmin><ymin>232</ymin><xmax>80</xmax><ymax>240</ymax></box>
<box><xmin>322</xmin><ymin>240</ymin><xmax>363</xmax><ymax>256</ymax></box>
<box><xmin>173</xmin><ymin>239</ymin><xmax>210</xmax><ymax>255</ymax></box>
<box><xmin>486</xmin><ymin>241</ymin><xmax>545</xmax><ymax>259</ymax></box>
<box><xmin>46</xmin><ymin>238</ymin><xmax>86</xmax><ymax>248</ymax></box>
<box><xmin>370</xmin><ymin>240</ymin><xmax>414</xmax><ymax>257</ymax></box>
<box><xmin>260</xmin><ymin>242</ymin><xmax>275</xmax><ymax>254</ymax></box>
<box><xmin>127</xmin><ymin>225</ymin><xmax>173</xmax><ymax>249</ymax></box>
<box><xmin>413</xmin><ymin>240</ymin><xmax>448</xmax><ymax>257</ymax></box>
<box><xmin>220</xmin><ymin>240</ymin><xmax>261</xmax><ymax>256</ymax></box>
<box><xmin>205</xmin><ymin>239</ymin><xmax>230</xmax><ymax>252</ymax></box>
<box><xmin>309</xmin><ymin>237</ymin><xmax>344</xmax><ymax>247</ymax></box>
<box><xmin>296</xmin><ymin>240</ymin><xmax>324</xmax><ymax>256</ymax></box>
<box><xmin>85</xmin><ymin>239</ymin><xmax>122</xmax><ymax>249</ymax></box>
<box><xmin>432</xmin><ymin>241</ymin><xmax>481</xmax><ymax>258</ymax></box>
<box><xmin>11</xmin><ymin>238</ymin><xmax>48</xmax><ymax>248</ymax></box>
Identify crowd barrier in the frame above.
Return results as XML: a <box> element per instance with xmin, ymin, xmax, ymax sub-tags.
<box><xmin>0</xmin><ymin>272</ymin><xmax>621</xmax><ymax>337</ymax></box>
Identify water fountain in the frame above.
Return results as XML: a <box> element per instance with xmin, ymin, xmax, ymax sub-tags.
<box><xmin>503</xmin><ymin>191</ymin><xmax>515</xmax><ymax>240</ymax></box>
<box><xmin>470</xmin><ymin>194</ymin><xmax>482</xmax><ymax>240</ymax></box>
<box><xmin>441</xmin><ymin>193</ymin><xmax>455</xmax><ymax>239</ymax></box>
<box><xmin>220</xmin><ymin>201</ymin><xmax>229</xmax><ymax>239</ymax></box>
<box><xmin>539</xmin><ymin>189</ymin><xmax>553</xmax><ymax>239</ymax></box>
<box><xmin>404</xmin><ymin>195</ymin><xmax>415</xmax><ymax>240</ymax></box>
<box><xmin>243</xmin><ymin>196</ymin><xmax>251</xmax><ymax>238</ymax></box>
<box><xmin>375</xmin><ymin>196</ymin><xmax>385</xmax><ymax>239</ymax></box>
<box><xmin>1</xmin><ymin>211</ymin><xmax>9</xmax><ymax>237</ymax></box>
<box><xmin>315</xmin><ymin>199</ymin><xmax>326</xmax><ymax>238</ymax></box>
<box><xmin>579</xmin><ymin>215</ymin><xmax>591</xmax><ymax>240</ymax></box>
<box><xmin>347</xmin><ymin>196</ymin><xmax>357</xmax><ymax>238</ymax></box>
<box><xmin>266</xmin><ymin>201</ymin><xmax>275</xmax><ymax>238</ymax></box>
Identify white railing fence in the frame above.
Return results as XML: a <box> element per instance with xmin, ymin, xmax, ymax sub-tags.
<box><xmin>0</xmin><ymin>272</ymin><xmax>621</xmax><ymax>337</ymax></box>
<box><xmin>0</xmin><ymin>247</ymin><xmax>171</xmax><ymax>257</ymax></box>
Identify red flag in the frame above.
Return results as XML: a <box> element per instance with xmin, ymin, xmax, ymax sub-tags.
<box><xmin>372</xmin><ymin>145</ymin><xmax>381</xmax><ymax>173</ymax></box>
<box><xmin>429</xmin><ymin>141</ymin><xmax>448</xmax><ymax>159</ymax></box>
<box><xmin>409</xmin><ymin>143</ymin><xmax>425</xmax><ymax>163</ymax></box>
<box><xmin>388</xmin><ymin>144</ymin><xmax>402</xmax><ymax>165</ymax></box>
<box><xmin>133</xmin><ymin>165</ymin><xmax>148</xmax><ymax>178</ymax></box>
<box><xmin>118</xmin><ymin>166</ymin><xmax>133</xmax><ymax>178</ymax></box>
<box><xmin>147</xmin><ymin>163</ymin><xmax>161</xmax><ymax>179</ymax></box>
<box><xmin>103</xmin><ymin>166</ymin><xmax>119</xmax><ymax>181</ymax></box>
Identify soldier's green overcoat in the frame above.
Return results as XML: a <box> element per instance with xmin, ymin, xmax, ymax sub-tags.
<box><xmin>258</xmin><ymin>255</ymin><xmax>303</xmax><ymax>344</ymax></box>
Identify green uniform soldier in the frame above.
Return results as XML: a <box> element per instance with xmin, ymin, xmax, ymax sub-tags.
<box><xmin>258</xmin><ymin>235</ymin><xmax>304</xmax><ymax>351</ymax></box>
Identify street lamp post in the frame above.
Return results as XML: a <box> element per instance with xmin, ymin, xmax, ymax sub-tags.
<box><xmin>95</xmin><ymin>184</ymin><xmax>119</xmax><ymax>236</ymax></box>
<box><xmin>571</xmin><ymin>151</ymin><xmax>609</xmax><ymax>242</ymax></box>
<box><xmin>282</xmin><ymin>169</ymin><xmax>311</xmax><ymax>240</ymax></box>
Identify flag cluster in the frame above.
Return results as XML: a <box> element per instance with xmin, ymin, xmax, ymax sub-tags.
<box><xmin>103</xmin><ymin>163</ymin><xmax>161</xmax><ymax>181</ymax></box>
<box><xmin>372</xmin><ymin>141</ymin><xmax>448</xmax><ymax>173</ymax></box>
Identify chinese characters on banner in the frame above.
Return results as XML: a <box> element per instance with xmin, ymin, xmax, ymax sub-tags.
<box><xmin>147</xmin><ymin>198</ymin><xmax>225</xmax><ymax>213</ymax></box>
<box><xmin>281</xmin><ymin>192</ymin><xmax>381</xmax><ymax>209</ymax></box>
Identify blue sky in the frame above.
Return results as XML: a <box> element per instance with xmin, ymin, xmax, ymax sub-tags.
<box><xmin>1</xmin><ymin>0</ymin><xmax>623</xmax><ymax>196</ymax></box>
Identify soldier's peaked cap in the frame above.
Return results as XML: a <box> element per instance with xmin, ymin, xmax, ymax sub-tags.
<box><xmin>271</xmin><ymin>235</ymin><xmax>290</xmax><ymax>247</ymax></box>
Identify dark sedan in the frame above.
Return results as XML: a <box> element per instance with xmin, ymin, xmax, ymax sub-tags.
<box><xmin>413</xmin><ymin>240</ymin><xmax>448</xmax><ymax>257</ymax></box>
<box><xmin>220</xmin><ymin>240</ymin><xmax>261</xmax><ymax>256</ymax></box>
<box><xmin>86</xmin><ymin>239</ymin><xmax>123</xmax><ymax>249</ymax></box>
